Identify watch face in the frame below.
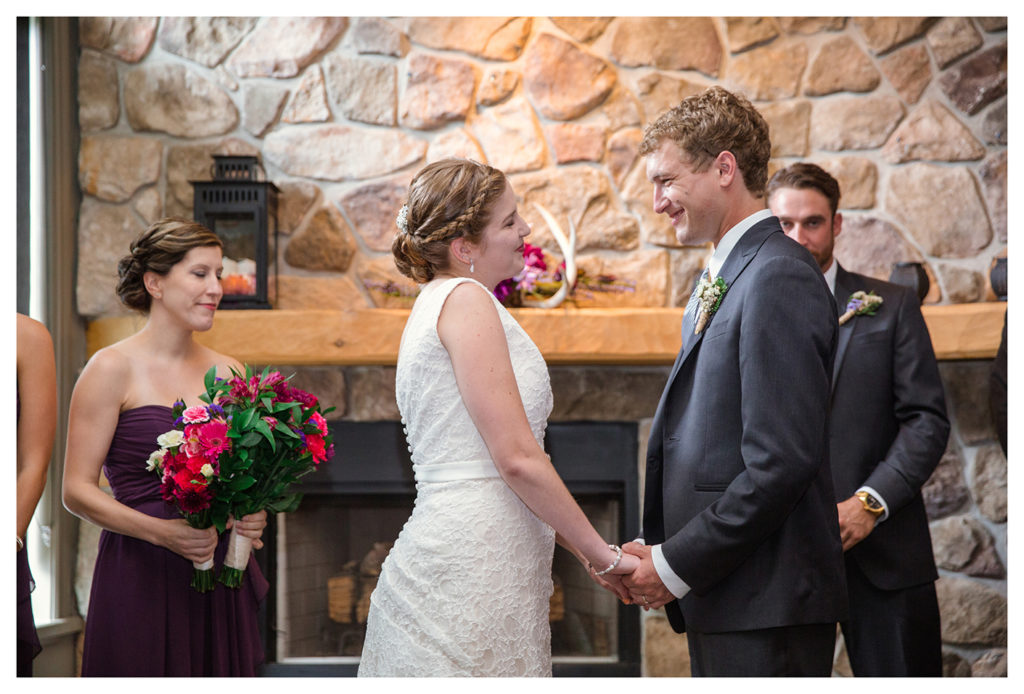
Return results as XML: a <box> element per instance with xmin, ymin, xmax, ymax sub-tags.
<box><xmin>860</xmin><ymin>492</ymin><xmax>883</xmax><ymax>513</ymax></box>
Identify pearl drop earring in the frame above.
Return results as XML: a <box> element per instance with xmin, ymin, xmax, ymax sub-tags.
<box><xmin>469</xmin><ymin>259</ymin><xmax>475</xmax><ymax>274</ymax></box>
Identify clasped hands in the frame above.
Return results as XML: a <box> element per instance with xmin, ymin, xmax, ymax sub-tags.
<box><xmin>588</xmin><ymin>541</ymin><xmax>675</xmax><ymax>610</ymax></box>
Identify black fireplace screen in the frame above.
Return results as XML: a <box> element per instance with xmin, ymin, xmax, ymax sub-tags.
<box><xmin>257</xmin><ymin>421</ymin><xmax>640</xmax><ymax>677</ymax></box>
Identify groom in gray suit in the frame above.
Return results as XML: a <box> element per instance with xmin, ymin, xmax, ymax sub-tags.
<box><xmin>621</xmin><ymin>87</ymin><xmax>847</xmax><ymax>676</ymax></box>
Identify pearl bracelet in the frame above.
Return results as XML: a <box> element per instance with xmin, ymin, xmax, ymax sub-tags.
<box><xmin>17</xmin><ymin>536</ymin><xmax>24</xmax><ymax>550</ymax></box>
<box><xmin>591</xmin><ymin>544</ymin><xmax>622</xmax><ymax>576</ymax></box>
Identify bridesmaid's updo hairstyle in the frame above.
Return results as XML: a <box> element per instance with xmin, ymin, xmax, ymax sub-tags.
<box><xmin>392</xmin><ymin>159</ymin><xmax>508</xmax><ymax>283</ymax></box>
<box><xmin>116</xmin><ymin>217</ymin><xmax>222</xmax><ymax>312</ymax></box>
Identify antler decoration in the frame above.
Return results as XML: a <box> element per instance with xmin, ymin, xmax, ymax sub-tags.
<box><xmin>525</xmin><ymin>203</ymin><xmax>577</xmax><ymax>309</ymax></box>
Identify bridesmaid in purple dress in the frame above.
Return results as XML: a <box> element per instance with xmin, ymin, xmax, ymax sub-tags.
<box><xmin>17</xmin><ymin>314</ymin><xmax>57</xmax><ymax>676</ymax></box>
<box><xmin>62</xmin><ymin>218</ymin><xmax>269</xmax><ymax>676</ymax></box>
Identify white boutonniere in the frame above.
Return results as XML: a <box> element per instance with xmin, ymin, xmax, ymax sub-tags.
<box><xmin>838</xmin><ymin>290</ymin><xmax>883</xmax><ymax>326</ymax></box>
<box><xmin>694</xmin><ymin>276</ymin><xmax>728</xmax><ymax>335</ymax></box>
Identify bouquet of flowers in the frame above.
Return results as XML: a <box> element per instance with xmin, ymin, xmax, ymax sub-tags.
<box><xmin>149</xmin><ymin>365</ymin><xmax>334</xmax><ymax>591</ymax></box>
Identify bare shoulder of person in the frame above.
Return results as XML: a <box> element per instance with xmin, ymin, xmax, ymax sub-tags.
<box><xmin>74</xmin><ymin>344</ymin><xmax>133</xmax><ymax>408</ymax></box>
<box><xmin>437</xmin><ymin>281</ymin><xmax>501</xmax><ymax>338</ymax></box>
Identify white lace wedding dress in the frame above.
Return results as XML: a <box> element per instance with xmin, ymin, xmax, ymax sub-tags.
<box><xmin>358</xmin><ymin>277</ymin><xmax>556</xmax><ymax>677</ymax></box>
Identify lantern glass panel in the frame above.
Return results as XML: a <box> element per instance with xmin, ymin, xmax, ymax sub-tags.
<box><xmin>212</xmin><ymin>212</ymin><xmax>259</xmax><ymax>296</ymax></box>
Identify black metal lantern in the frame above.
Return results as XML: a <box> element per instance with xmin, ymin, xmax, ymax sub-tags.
<box><xmin>191</xmin><ymin>155</ymin><xmax>278</xmax><ymax>309</ymax></box>
<box><xmin>889</xmin><ymin>261</ymin><xmax>930</xmax><ymax>305</ymax></box>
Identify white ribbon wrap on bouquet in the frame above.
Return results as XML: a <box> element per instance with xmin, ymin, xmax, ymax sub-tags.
<box><xmin>224</xmin><ymin>525</ymin><xmax>253</xmax><ymax>571</ymax></box>
<box><xmin>194</xmin><ymin>558</ymin><xmax>214</xmax><ymax>571</ymax></box>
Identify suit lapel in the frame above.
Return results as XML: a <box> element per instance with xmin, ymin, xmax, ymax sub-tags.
<box><xmin>832</xmin><ymin>264</ymin><xmax>858</xmax><ymax>395</ymax></box>
<box><xmin>662</xmin><ymin>219</ymin><xmax>780</xmax><ymax>395</ymax></box>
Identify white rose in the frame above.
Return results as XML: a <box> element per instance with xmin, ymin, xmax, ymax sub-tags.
<box><xmin>146</xmin><ymin>449</ymin><xmax>166</xmax><ymax>472</ymax></box>
<box><xmin>157</xmin><ymin>429</ymin><xmax>184</xmax><ymax>448</ymax></box>
<box><xmin>201</xmin><ymin>463</ymin><xmax>215</xmax><ymax>479</ymax></box>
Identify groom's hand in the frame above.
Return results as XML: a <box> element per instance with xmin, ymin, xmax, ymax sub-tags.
<box><xmin>621</xmin><ymin>542</ymin><xmax>675</xmax><ymax>610</ymax></box>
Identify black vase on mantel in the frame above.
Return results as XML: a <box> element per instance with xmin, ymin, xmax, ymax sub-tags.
<box><xmin>990</xmin><ymin>257</ymin><xmax>1007</xmax><ymax>301</ymax></box>
<box><xmin>889</xmin><ymin>262</ymin><xmax>929</xmax><ymax>305</ymax></box>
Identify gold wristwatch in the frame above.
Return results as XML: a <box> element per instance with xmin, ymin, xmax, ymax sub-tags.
<box><xmin>855</xmin><ymin>490</ymin><xmax>884</xmax><ymax>518</ymax></box>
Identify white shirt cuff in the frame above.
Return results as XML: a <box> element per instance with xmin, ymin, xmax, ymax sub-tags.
<box><xmin>651</xmin><ymin>544</ymin><xmax>691</xmax><ymax>599</ymax></box>
<box><xmin>859</xmin><ymin>485</ymin><xmax>890</xmax><ymax>522</ymax></box>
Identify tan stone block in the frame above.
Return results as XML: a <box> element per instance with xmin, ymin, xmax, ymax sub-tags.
<box><xmin>76</xmin><ymin>198</ymin><xmax>146</xmax><ymax>318</ymax></box>
<box><xmin>512</xmin><ymin>168</ymin><xmax>638</xmax><ymax>253</ymax></box>
<box><xmin>853</xmin><ymin>17</ymin><xmax>933</xmax><ymax>55</ymax></box>
<box><xmin>936</xmin><ymin>264</ymin><xmax>987</xmax><ymax>303</ymax></box>
<box><xmin>927</xmin><ymin>17</ymin><xmax>983</xmax><ymax>68</ymax></box>
<box><xmin>346</xmin><ymin>367</ymin><xmax>400</xmax><ymax>421</ymax></box>
<box><xmin>282</xmin><ymin>65</ymin><xmax>330</xmax><ymax>124</ymax></box>
<box><xmin>882</xmin><ymin>100</ymin><xmax>985</xmax><ymax>163</ymax></box>
<box><xmin>923</xmin><ymin>442</ymin><xmax>969</xmax><ymax>520</ymax></box>
<box><xmin>339</xmin><ymin>175</ymin><xmax>412</xmax><ymax>253</ymax></box>
<box><xmin>471</xmin><ymin>96</ymin><xmax>546</xmax><ymax>174</ymax></box>
<box><xmin>131</xmin><ymin>187</ymin><xmax>162</xmax><ymax>225</ymax></box>
<box><xmin>400</xmin><ymin>53</ymin><xmax>477</xmax><ymax>130</ymax></box>
<box><xmin>276</xmin><ymin>181</ymin><xmax>320</xmax><ymax>236</ymax></box>
<box><xmin>634</xmin><ymin>72</ymin><xmax>707</xmax><ymax>124</ymax></box>
<box><xmin>930</xmin><ymin>514</ymin><xmax>1004</xmax><ymax>578</ymax></box>
<box><xmin>283</xmin><ymin>206</ymin><xmax>358</xmax><ymax>273</ymax></box>
<box><xmin>610</xmin><ymin>17</ymin><xmax>721</xmax><ymax>77</ymax></box>
<box><xmin>804</xmin><ymin>35</ymin><xmax>880</xmax><ymax>96</ymax></box>
<box><xmin>777</xmin><ymin>17</ymin><xmax>846</xmax><ymax>34</ymax></box>
<box><xmin>276</xmin><ymin>275</ymin><xmax>369</xmax><ymax>312</ymax></box>
<box><xmin>276</xmin><ymin>365</ymin><xmax>347</xmax><ymax>418</ymax></box>
<box><xmin>477</xmin><ymin>69</ymin><xmax>520</xmax><ymax>107</ymax></box>
<box><xmin>726</xmin><ymin>41</ymin><xmax>807</xmax><ymax>100</ymax></box>
<box><xmin>544</xmin><ymin>123</ymin><xmax>606</xmax><ymax>164</ymax></box>
<box><xmin>550</xmin><ymin>17</ymin><xmax>614</xmax><ymax>43</ymax></box>
<box><xmin>943</xmin><ymin>651</ymin><xmax>973</xmax><ymax>677</ymax></box>
<box><xmin>939</xmin><ymin>362</ymin><xmax>997</xmax><ymax>445</ymax></box>
<box><xmin>812</xmin><ymin>156</ymin><xmax>876</xmax><ymax>209</ymax></box>
<box><xmin>572</xmin><ymin>250</ymin><xmax>669</xmax><ymax>308</ymax></box>
<box><xmin>227</xmin><ymin>17</ymin><xmax>347</xmax><ymax>78</ymax></box>
<box><xmin>971</xmin><ymin>649</ymin><xmax>1008</xmax><ymax>677</ymax></box>
<box><xmin>644</xmin><ymin>614</ymin><xmax>690</xmax><ymax>676</ymax></box>
<box><xmin>936</xmin><ymin>576</ymin><xmax>1007</xmax><ymax>647</ymax></box>
<box><xmin>760</xmin><ymin>100</ymin><xmax>810</xmax><ymax>157</ymax></box>
<box><xmin>978</xmin><ymin>151</ymin><xmax>1007</xmax><ymax>243</ymax></box>
<box><xmin>981</xmin><ymin>98</ymin><xmax>1007</xmax><ymax>145</ymax></box>
<box><xmin>972</xmin><ymin>444</ymin><xmax>1007</xmax><ymax>523</ymax></box>
<box><xmin>79</xmin><ymin>135</ymin><xmax>163</xmax><ymax>203</ymax></box>
<box><xmin>975</xmin><ymin>17</ymin><xmax>1007</xmax><ymax>32</ymax></box>
<box><xmin>885</xmin><ymin>163</ymin><xmax>992</xmax><ymax>258</ymax></box>
<box><xmin>124</xmin><ymin>64</ymin><xmax>238</xmax><ymax>137</ymax></box>
<box><xmin>879</xmin><ymin>44</ymin><xmax>932</xmax><ymax>104</ymax></box>
<box><xmin>810</xmin><ymin>96</ymin><xmax>904</xmax><ymax>150</ymax></box>
<box><xmin>833</xmin><ymin>214</ymin><xmax>926</xmax><ymax>282</ymax></box>
<box><xmin>606</xmin><ymin>128</ymin><xmax>642</xmax><ymax>188</ymax></box>
<box><xmin>356</xmin><ymin>256</ymin><xmax>420</xmax><ymax>309</ymax></box>
<box><xmin>549</xmin><ymin>366</ymin><xmax>669</xmax><ymax>421</ymax></box>
<box><xmin>344</xmin><ymin>17</ymin><xmax>409</xmax><ymax>57</ymax></box>
<box><xmin>78</xmin><ymin>50</ymin><xmax>119</xmax><ymax>132</ymax></box>
<box><xmin>598</xmin><ymin>84</ymin><xmax>644</xmax><ymax>131</ymax></box>
<box><xmin>263</xmin><ymin>125</ymin><xmax>426</xmax><ymax>181</ymax></box>
<box><xmin>524</xmin><ymin>33</ymin><xmax>616</xmax><ymax>121</ymax></box>
<box><xmin>241</xmin><ymin>83</ymin><xmax>288</xmax><ymax>137</ymax></box>
<box><xmin>165</xmin><ymin>138</ymin><xmax>259</xmax><ymax>218</ymax></box>
<box><xmin>323</xmin><ymin>54</ymin><xmax>397</xmax><ymax>127</ymax></box>
<box><xmin>158</xmin><ymin>17</ymin><xmax>257</xmax><ymax>68</ymax></box>
<box><xmin>79</xmin><ymin>17</ymin><xmax>157</xmax><ymax>63</ymax></box>
<box><xmin>724</xmin><ymin>17</ymin><xmax>780</xmax><ymax>53</ymax></box>
<box><xmin>403</xmin><ymin>17</ymin><xmax>532</xmax><ymax>61</ymax></box>
<box><xmin>425</xmin><ymin>129</ymin><xmax>486</xmax><ymax>164</ymax></box>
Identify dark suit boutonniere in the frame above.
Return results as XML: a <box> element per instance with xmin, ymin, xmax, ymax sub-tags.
<box><xmin>839</xmin><ymin>290</ymin><xmax>883</xmax><ymax>326</ymax></box>
<box><xmin>694</xmin><ymin>275</ymin><xmax>728</xmax><ymax>334</ymax></box>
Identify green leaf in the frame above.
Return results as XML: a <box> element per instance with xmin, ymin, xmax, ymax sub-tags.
<box><xmin>229</xmin><ymin>475</ymin><xmax>257</xmax><ymax>491</ymax></box>
<box><xmin>239</xmin><ymin>431</ymin><xmax>264</xmax><ymax>447</ymax></box>
<box><xmin>234</xmin><ymin>407</ymin><xmax>257</xmax><ymax>430</ymax></box>
<box><xmin>254</xmin><ymin>418</ymin><xmax>276</xmax><ymax>451</ymax></box>
<box><xmin>204</xmin><ymin>366</ymin><xmax>218</xmax><ymax>393</ymax></box>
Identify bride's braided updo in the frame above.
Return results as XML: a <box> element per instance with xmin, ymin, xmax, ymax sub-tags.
<box><xmin>116</xmin><ymin>217</ymin><xmax>223</xmax><ymax>312</ymax></box>
<box><xmin>392</xmin><ymin>159</ymin><xmax>508</xmax><ymax>283</ymax></box>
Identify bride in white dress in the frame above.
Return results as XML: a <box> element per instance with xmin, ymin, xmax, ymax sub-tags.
<box><xmin>358</xmin><ymin>159</ymin><xmax>638</xmax><ymax>677</ymax></box>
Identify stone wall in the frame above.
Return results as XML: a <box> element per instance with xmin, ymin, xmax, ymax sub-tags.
<box><xmin>76</xmin><ymin>16</ymin><xmax>1006</xmax><ymax>316</ymax></box>
<box><xmin>73</xmin><ymin>17</ymin><xmax>1007</xmax><ymax>677</ymax></box>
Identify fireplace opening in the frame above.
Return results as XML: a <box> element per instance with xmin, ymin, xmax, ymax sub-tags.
<box><xmin>258</xmin><ymin>421</ymin><xmax>640</xmax><ymax>676</ymax></box>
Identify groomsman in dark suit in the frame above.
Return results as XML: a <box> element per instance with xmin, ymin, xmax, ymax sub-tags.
<box><xmin>767</xmin><ymin>162</ymin><xmax>949</xmax><ymax>676</ymax></box>
<box><xmin>619</xmin><ymin>87</ymin><xmax>847</xmax><ymax>676</ymax></box>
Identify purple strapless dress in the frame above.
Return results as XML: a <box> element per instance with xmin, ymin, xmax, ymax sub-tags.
<box><xmin>81</xmin><ymin>406</ymin><xmax>268</xmax><ymax>676</ymax></box>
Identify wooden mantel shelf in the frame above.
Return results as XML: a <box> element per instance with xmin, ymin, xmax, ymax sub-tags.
<box><xmin>86</xmin><ymin>302</ymin><xmax>1007</xmax><ymax>366</ymax></box>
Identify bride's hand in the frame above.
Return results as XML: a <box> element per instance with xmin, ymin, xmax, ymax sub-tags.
<box><xmin>611</xmin><ymin>551</ymin><xmax>640</xmax><ymax>575</ymax></box>
<box><xmin>588</xmin><ymin>568</ymin><xmax>632</xmax><ymax>604</ymax></box>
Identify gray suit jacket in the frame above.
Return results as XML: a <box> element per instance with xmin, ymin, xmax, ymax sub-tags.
<box><xmin>831</xmin><ymin>264</ymin><xmax>949</xmax><ymax>590</ymax></box>
<box><xmin>643</xmin><ymin>217</ymin><xmax>848</xmax><ymax>634</ymax></box>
